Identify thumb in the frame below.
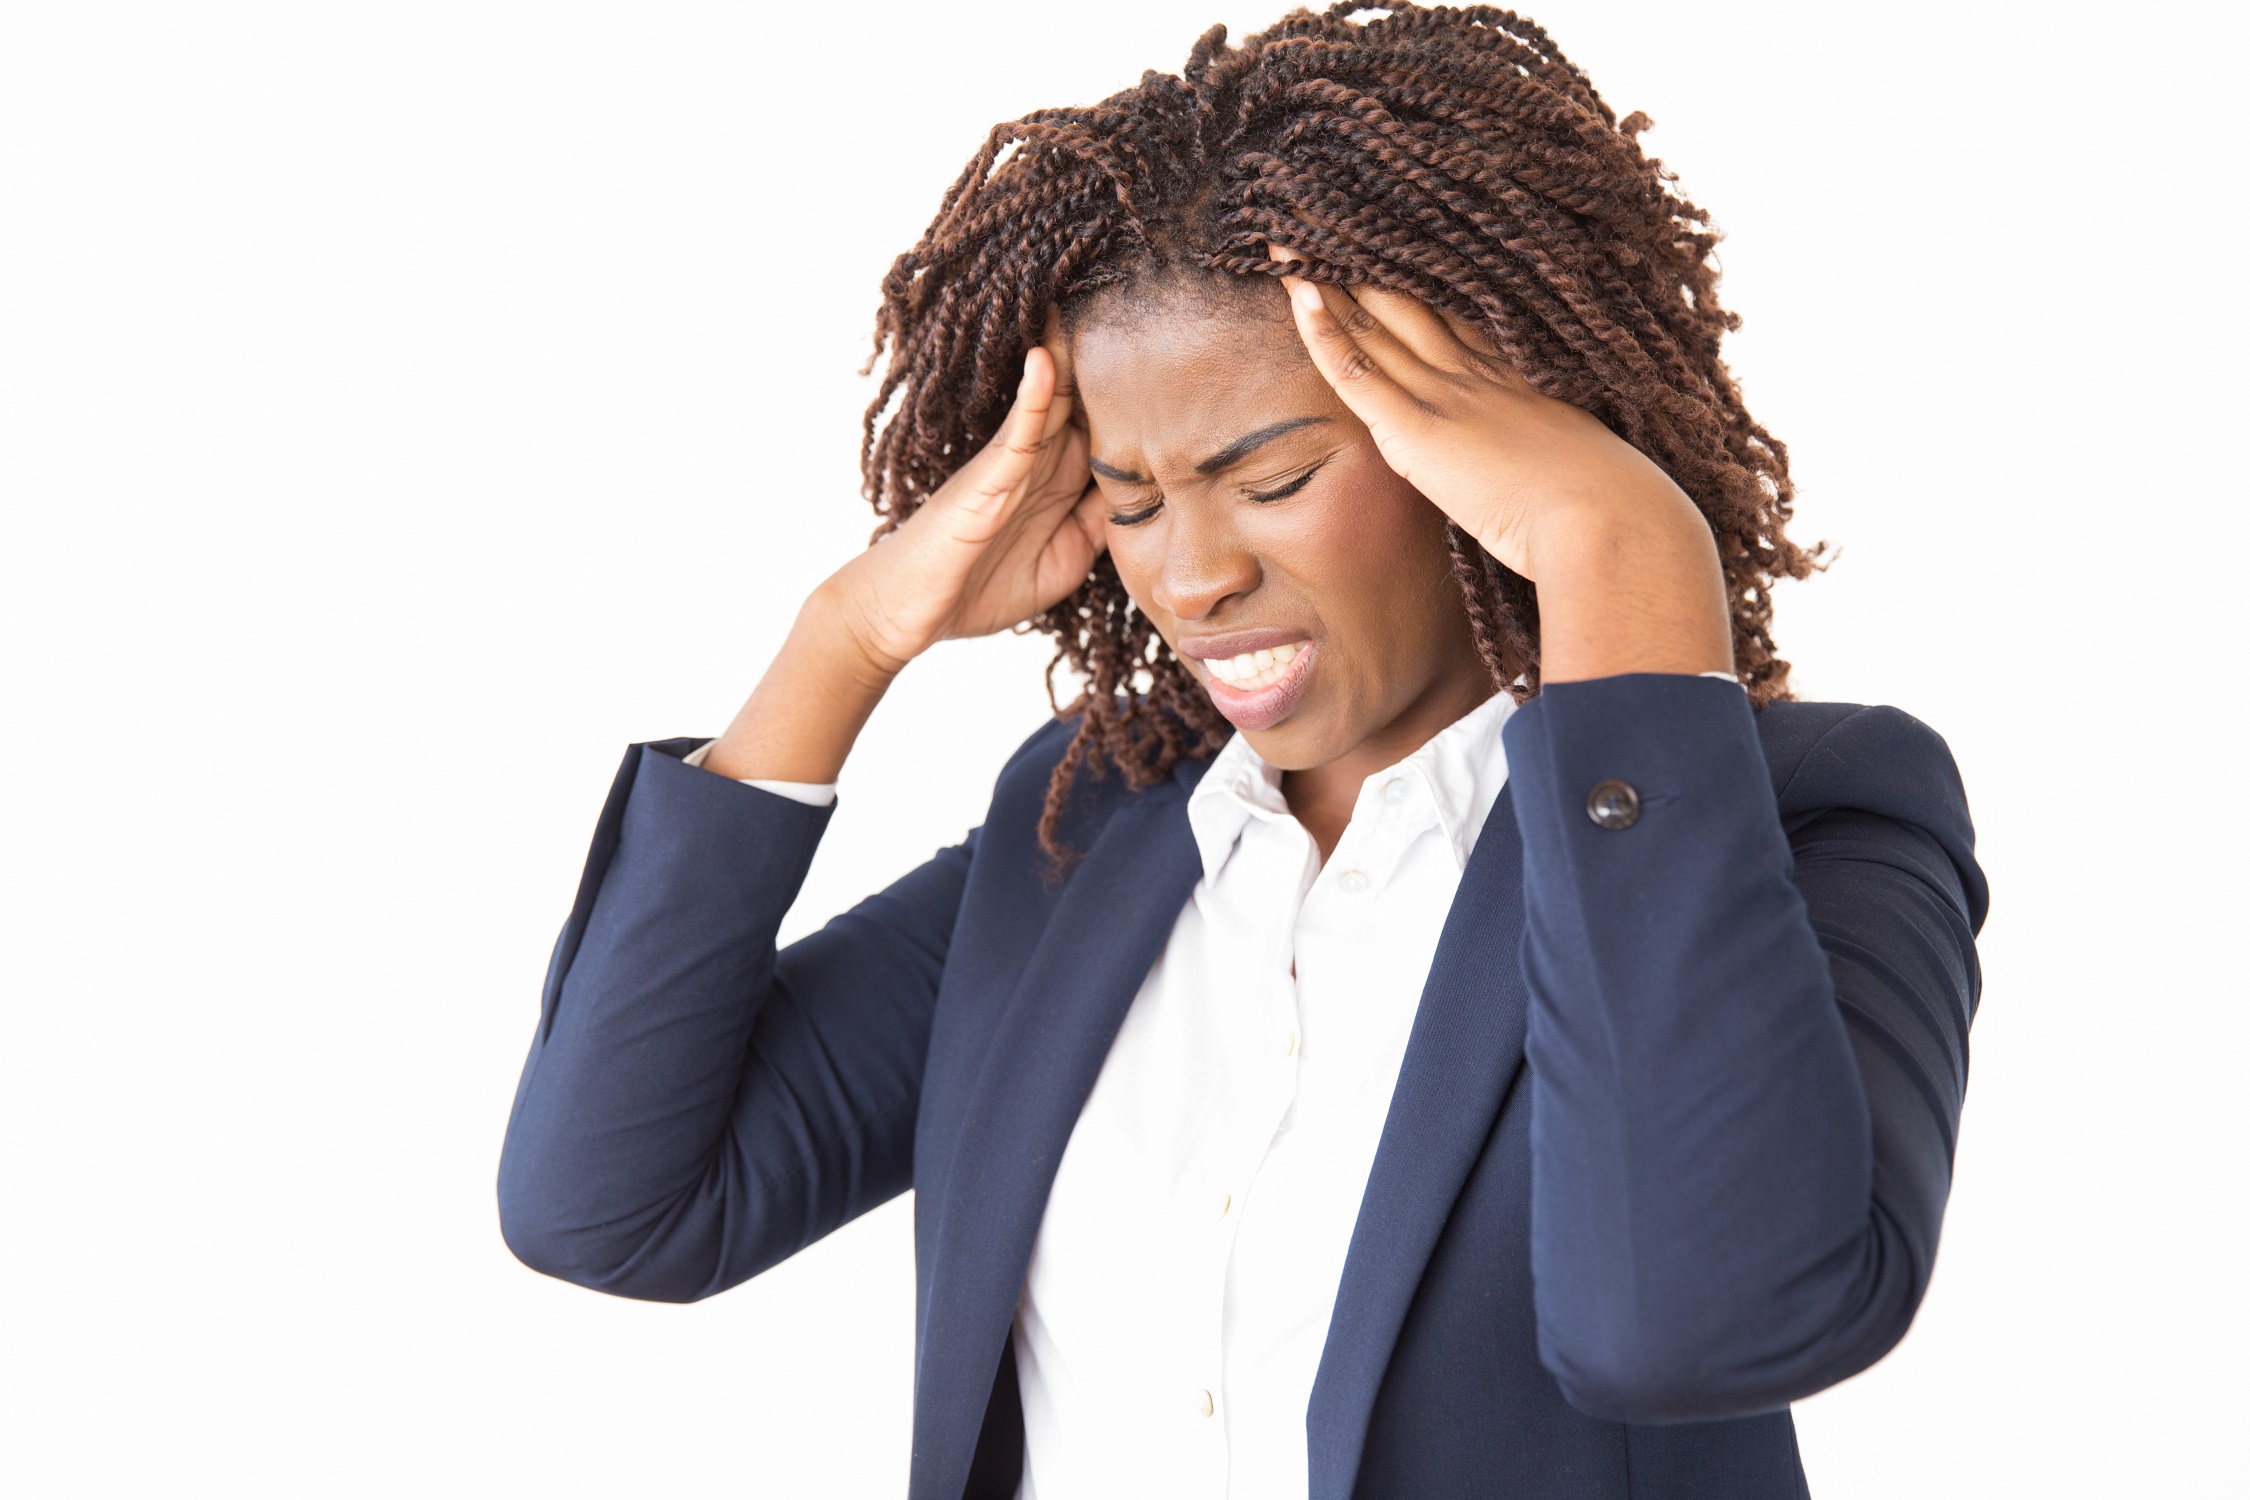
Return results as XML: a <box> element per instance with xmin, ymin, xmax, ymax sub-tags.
<box><xmin>956</xmin><ymin>349</ymin><xmax>1058</xmax><ymax>518</ymax></box>
<box><xmin>1283</xmin><ymin>279</ymin><xmax>1411</xmax><ymax>426</ymax></box>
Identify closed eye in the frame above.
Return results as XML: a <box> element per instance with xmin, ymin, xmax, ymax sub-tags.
<box><xmin>1108</xmin><ymin>498</ymin><xmax>1163</xmax><ymax>527</ymax></box>
<box><xmin>1245</xmin><ymin>459</ymin><xmax>1328</xmax><ymax>504</ymax></box>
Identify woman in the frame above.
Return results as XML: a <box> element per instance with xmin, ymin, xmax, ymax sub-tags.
<box><xmin>498</xmin><ymin>7</ymin><xmax>1985</xmax><ymax>1498</ymax></box>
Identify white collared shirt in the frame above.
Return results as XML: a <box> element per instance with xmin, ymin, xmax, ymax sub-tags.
<box><xmin>1011</xmin><ymin>691</ymin><xmax>1516</xmax><ymax>1500</ymax></box>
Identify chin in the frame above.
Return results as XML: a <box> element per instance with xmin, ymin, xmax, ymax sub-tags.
<box><xmin>1236</xmin><ymin>713</ymin><xmax>1346</xmax><ymax>773</ymax></box>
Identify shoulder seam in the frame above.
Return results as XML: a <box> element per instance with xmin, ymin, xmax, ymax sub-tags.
<box><xmin>1772</xmin><ymin>703</ymin><xmax>1884</xmax><ymax>808</ymax></box>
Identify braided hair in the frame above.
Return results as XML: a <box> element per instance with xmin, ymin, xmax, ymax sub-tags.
<box><xmin>862</xmin><ymin>3</ymin><xmax>1820</xmax><ymax>855</ymax></box>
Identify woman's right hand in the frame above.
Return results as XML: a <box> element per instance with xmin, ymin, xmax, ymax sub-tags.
<box><xmin>697</xmin><ymin>323</ymin><xmax>1103</xmax><ymax>785</ymax></box>
<box><xmin>823</xmin><ymin>327</ymin><xmax>1104</xmax><ymax>679</ymax></box>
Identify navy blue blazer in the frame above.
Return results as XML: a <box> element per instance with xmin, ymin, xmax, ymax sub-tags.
<box><xmin>499</xmin><ymin>673</ymin><xmax>1985</xmax><ymax>1499</ymax></box>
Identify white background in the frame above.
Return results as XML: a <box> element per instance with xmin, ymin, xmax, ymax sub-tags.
<box><xmin>4</xmin><ymin>2</ymin><xmax>2243</xmax><ymax>1494</ymax></box>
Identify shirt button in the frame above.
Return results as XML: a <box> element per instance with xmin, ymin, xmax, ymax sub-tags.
<box><xmin>1218</xmin><ymin>1193</ymin><xmax>1232</xmax><ymax>1219</ymax></box>
<box><xmin>1585</xmin><ymin>779</ymin><xmax>1641</xmax><ymax>830</ymax></box>
<box><xmin>1383</xmin><ymin>778</ymin><xmax>1408</xmax><ymax>805</ymax></box>
<box><xmin>1196</xmin><ymin>1389</ymin><xmax>1215</xmax><ymax>1418</ymax></box>
<box><xmin>1283</xmin><ymin>1029</ymin><xmax>1298</xmax><ymax>1057</ymax></box>
<box><xmin>1336</xmin><ymin>869</ymin><xmax>1369</xmax><ymax>894</ymax></box>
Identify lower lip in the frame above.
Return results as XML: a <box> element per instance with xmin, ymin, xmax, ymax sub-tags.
<box><xmin>1196</xmin><ymin>643</ymin><xmax>1318</xmax><ymax>732</ymax></box>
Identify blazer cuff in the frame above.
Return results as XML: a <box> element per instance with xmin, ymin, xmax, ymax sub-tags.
<box><xmin>1501</xmin><ymin>673</ymin><xmax>1775</xmax><ymax>868</ymax></box>
<box><xmin>677</xmin><ymin>737</ymin><xmax>837</xmax><ymax>807</ymax></box>
<box><xmin>628</xmin><ymin>737</ymin><xmax>837</xmax><ymax>872</ymax></box>
<box><xmin>530</xmin><ymin>738</ymin><xmax>835</xmax><ymax>1045</ymax></box>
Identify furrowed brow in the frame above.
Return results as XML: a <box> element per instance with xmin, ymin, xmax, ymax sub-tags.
<box><xmin>1089</xmin><ymin>456</ymin><xmax>1148</xmax><ymax>483</ymax></box>
<box><xmin>1195</xmin><ymin>417</ymin><xmax>1330</xmax><ymax>475</ymax></box>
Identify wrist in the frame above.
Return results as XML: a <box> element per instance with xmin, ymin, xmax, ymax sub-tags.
<box><xmin>805</xmin><ymin>569</ymin><xmax>915</xmax><ymax>690</ymax></box>
<box><xmin>698</xmin><ymin>583</ymin><xmax>900</xmax><ymax>784</ymax></box>
<box><xmin>1525</xmin><ymin>496</ymin><xmax>1733</xmax><ymax>682</ymax></box>
<box><xmin>1515</xmin><ymin>486</ymin><xmax>1706</xmax><ymax>582</ymax></box>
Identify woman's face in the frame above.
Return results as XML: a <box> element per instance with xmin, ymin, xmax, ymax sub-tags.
<box><xmin>1073</xmin><ymin>280</ymin><xmax>1493</xmax><ymax>773</ymax></box>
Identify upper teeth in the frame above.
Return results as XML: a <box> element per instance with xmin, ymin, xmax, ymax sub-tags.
<box><xmin>1203</xmin><ymin>641</ymin><xmax>1304</xmax><ymax>688</ymax></box>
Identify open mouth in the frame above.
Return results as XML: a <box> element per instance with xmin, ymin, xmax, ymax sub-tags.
<box><xmin>1189</xmin><ymin>637</ymin><xmax>1317</xmax><ymax>732</ymax></box>
<box><xmin>1202</xmin><ymin>641</ymin><xmax>1305</xmax><ymax>692</ymax></box>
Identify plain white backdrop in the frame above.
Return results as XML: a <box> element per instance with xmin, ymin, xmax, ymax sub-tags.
<box><xmin>4</xmin><ymin>2</ymin><xmax>2243</xmax><ymax>1494</ymax></box>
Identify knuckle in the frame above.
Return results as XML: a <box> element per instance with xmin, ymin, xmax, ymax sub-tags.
<box><xmin>1339</xmin><ymin>350</ymin><xmax>1378</xmax><ymax>383</ymax></box>
<box><xmin>1464</xmin><ymin>352</ymin><xmax>1512</xmax><ymax>384</ymax></box>
<box><xmin>987</xmin><ymin>427</ymin><xmax>1040</xmax><ymax>461</ymax></box>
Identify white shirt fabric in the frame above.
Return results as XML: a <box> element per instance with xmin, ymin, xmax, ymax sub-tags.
<box><xmin>678</xmin><ymin>740</ymin><xmax>835</xmax><ymax>805</ymax></box>
<box><xmin>1012</xmin><ymin>690</ymin><xmax>1516</xmax><ymax>1500</ymax></box>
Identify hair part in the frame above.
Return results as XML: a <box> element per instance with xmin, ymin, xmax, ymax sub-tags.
<box><xmin>863</xmin><ymin>2</ymin><xmax>1822</xmax><ymax>858</ymax></box>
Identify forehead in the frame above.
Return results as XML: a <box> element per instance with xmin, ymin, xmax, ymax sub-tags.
<box><xmin>1069</xmin><ymin>285</ymin><xmax>1333</xmax><ymax>460</ymax></box>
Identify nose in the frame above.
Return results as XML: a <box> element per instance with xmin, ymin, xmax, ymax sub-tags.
<box><xmin>1147</xmin><ymin>498</ymin><xmax>1260</xmax><ymax>623</ymax></box>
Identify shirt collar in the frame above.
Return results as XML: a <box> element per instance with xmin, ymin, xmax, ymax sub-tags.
<box><xmin>1185</xmin><ymin>690</ymin><xmax>1516</xmax><ymax>885</ymax></box>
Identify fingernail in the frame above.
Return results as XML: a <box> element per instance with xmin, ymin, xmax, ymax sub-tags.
<box><xmin>1291</xmin><ymin>282</ymin><xmax>1323</xmax><ymax>313</ymax></box>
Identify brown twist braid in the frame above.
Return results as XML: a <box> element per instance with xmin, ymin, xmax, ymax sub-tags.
<box><xmin>861</xmin><ymin>3</ymin><xmax>1823</xmax><ymax>857</ymax></box>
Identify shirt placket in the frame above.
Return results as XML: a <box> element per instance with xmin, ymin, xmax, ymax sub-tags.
<box><xmin>1199</xmin><ymin>814</ymin><xmax>1316</xmax><ymax>1497</ymax></box>
<box><xmin>1286</xmin><ymin>781</ymin><xmax>1429</xmax><ymax>1119</ymax></box>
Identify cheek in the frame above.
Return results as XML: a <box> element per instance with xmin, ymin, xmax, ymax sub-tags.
<box><xmin>1267</xmin><ymin>462</ymin><xmax>1436</xmax><ymax>595</ymax></box>
<box><xmin>1102</xmin><ymin>522</ymin><xmax>1166</xmax><ymax>616</ymax></box>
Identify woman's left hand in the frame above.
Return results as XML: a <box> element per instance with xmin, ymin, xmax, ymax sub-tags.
<box><xmin>1276</xmin><ymin>257</ymin><xmax>1734</xmax><ymax>680</ymax></box>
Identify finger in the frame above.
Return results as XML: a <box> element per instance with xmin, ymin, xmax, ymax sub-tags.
<box><xmin>1404</xmin><ymin>299</ymin><xmax>1528</xmax><ymax>390</ymax></box>
<box><xmin>1281</xmin><ymin>274</ymin><xmax>1427</xmax><ymax>389</ymax></box>
<box><xmin>1269</xmin><ymin>242</ymin><xmax>1427</xmax><ymax>384</ymax></box>
<box><xmin>1269</xmin><ymin>243</ymin><xmax>1517</xmax><ymax>388</ymax></box>
<box><xmin>1070</xmin><ymin>477</ymin><xmax>1110</xmax><ymax>559</ymax></box>
<box><xmin>1434</xmin><ymin>309</ymin><xmax>1533</xmax><ymax>395</ymax></box>
<box><xmin>1347</xmin><ymin>282</ymin><xmax>1483</xmax><ymax>372</ymax></box>
<box><xmin>1039</xmin><ymin>306</ymin><xmax>1078</xmax><ymax>443</ymax></box>
<box><xmin>962</xmin><ymin>349</ymin><xmax>1059</xmax><ymax>512</ymax></box>
<box><xmin>1014</xmin><ymin>421</ymin><xmax>1091</xmax><ymax>519</ymax></box>
<box><xmin>1001</xmin><ymin>346</ymin><xmax>1058</xmax><ymax>458</ymax></box>
<box><xmin>1024</xmin><ymin>478</ymin><xmax>1109</xmax><ymax>615</ymax></box>
<box><xmin>1283</xmin><ymin>278</ymin><xmax>1423</xmax><ymax>424</ymax></box>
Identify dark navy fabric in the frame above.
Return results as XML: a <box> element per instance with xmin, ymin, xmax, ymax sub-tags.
<box><xmin>498</xmin><ymin>674</ymin><xmax>1985</xmax><ymax>1500</ymax></box>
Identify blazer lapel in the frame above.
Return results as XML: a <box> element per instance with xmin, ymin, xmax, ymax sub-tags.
<box><xmin>909</xmin><ymin>776</ymin><xmax>1205</xmax><ymax>1500</ymax></box>
<box><xmin>1305</xmin><ymin>790</ymin><xmax>1532</xmax><ymax>1500</ymax></box>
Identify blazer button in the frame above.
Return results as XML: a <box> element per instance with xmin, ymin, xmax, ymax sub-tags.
<box><xmin>1585</xmin><ymin>779</ymin><xmax>1641</xmax><ymax>830</ymax></box>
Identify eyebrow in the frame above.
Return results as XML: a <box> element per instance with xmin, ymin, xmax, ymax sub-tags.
<box><xmin>1088</xmin><ymin>455</ymin><xmax>1146</xmax><ymax>483</ymax></box>
<box><xmin>1196</xmin><ymin>417</ymin><xmax>1330</xmax><ymax>475</ymax></box>
<box><xmin>1089</xmin><ymin>416</ymin><xmax>1332</xmax><ymax>485</ymax></box>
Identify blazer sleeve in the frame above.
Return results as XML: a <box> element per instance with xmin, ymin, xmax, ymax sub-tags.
<box><xmin>496</xmin><ymin>738</ymin><xmax>974</xmax><ymax>1303</ymax></box>
<box><xmin>1501</xmin><ymin>675</ymin><xmax>1986</xmax><ymax>1423</ymax></box>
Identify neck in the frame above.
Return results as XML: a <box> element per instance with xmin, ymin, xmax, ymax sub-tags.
<box><xmin>1281</xmin><ymin>665</ymin><xmax>1496</xmax><ymax>863</ymax></box>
